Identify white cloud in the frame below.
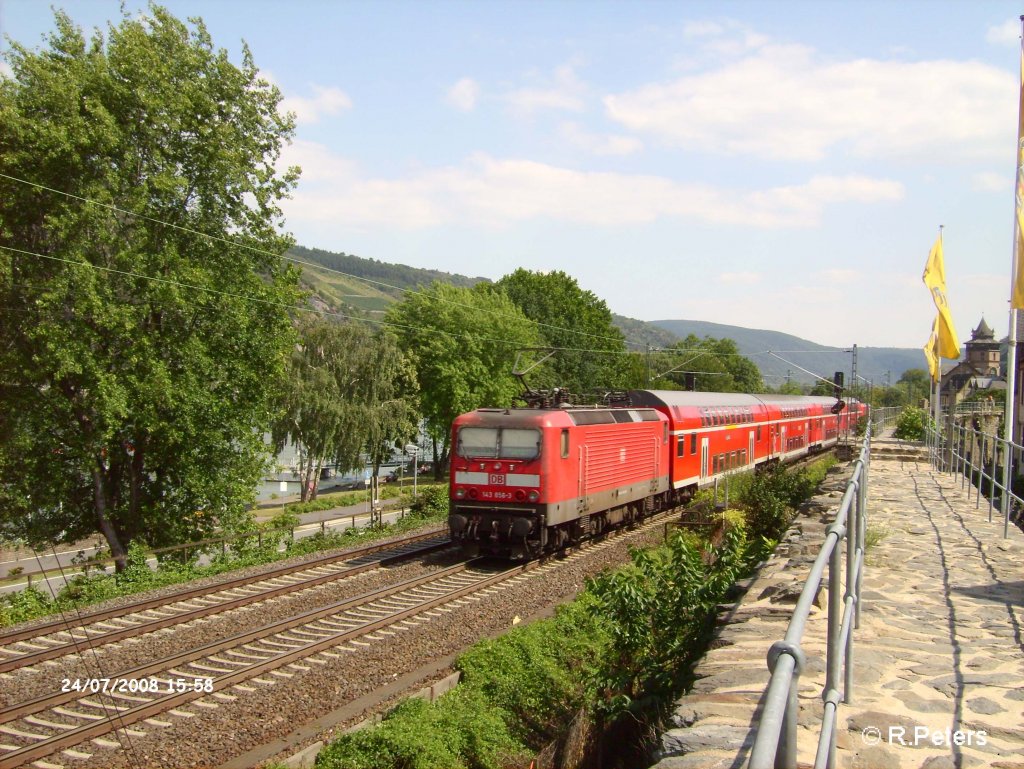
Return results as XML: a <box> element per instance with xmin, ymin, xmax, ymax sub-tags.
<box><xmin>718</xmin><ymin>272</ymin><xmax>761</xmax><ymax>284</ymax></box>
<box><xmin>972</xmin><ymin>171</ymin><xmax>1009</xmax><ymax>192</ymax></box>
<box><xmin>681</xmin><ymin>19</ymin><xmax>769</xmax><ymax>56</ymax></box>
<box><xmin>282</xmin><ymin>145</ymin><xmax>903</xmax><ymax>231</ymax></box>
<box><xmin>604</xmin><ymin>39</ymin><xmax>1015</xmax><ymax>162</ymax></box>
<box><xmin>281</xmin><ymin>85</ymin><xmax>352</xmax><ymax>125</ymax></box>
<box><xmin>819</xmin><ymin>269</ymin><xmax>861</xmax><ymax>284</ymax></box>
<box><xmin>559</xmin><ymin>122</ymin><xmax>643</xmax><ymax>156</ymax></box>
<box><xmin>505</xmin><ymin>63</ymin><xmax>586</xmax><ymax>117</ymax></box>
<box><xmin>446</xmin><ymin>78</ymin><xmax>480</xmax><ymax>112</ymax></box>
<box><xmin>0</xmin><ymin>61</ymin><xmax>11</xmax><ymax>78</ymax></box>
<box><xmin>987</xmin><ymin>19</ymin><xmax>1020</xmax><ymax>46</ymax></box>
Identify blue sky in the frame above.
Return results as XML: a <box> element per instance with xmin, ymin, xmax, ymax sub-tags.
<box><xmin>3</xmin><ymin>0</ymin><xmax>1023</xmax><ymax>350</ymax></box>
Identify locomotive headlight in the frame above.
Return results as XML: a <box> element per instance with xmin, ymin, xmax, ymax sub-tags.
<box><xmin>528</xmin><ymin>490</ymin><xmax>539</xmax><ymax>502</ymax></box>
<box><xmin>455</xmin><ymin>487</ymin><xmax>466</xmax><ymax>499</ymax></box>
<box><xmin>493</xmin><ymin>462</ymin><xmax>502</xmax><ymax>471</ymax></box>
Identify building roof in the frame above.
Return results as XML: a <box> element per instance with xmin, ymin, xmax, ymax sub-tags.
<box><xmin>972</xmin><ymin>317</ymin><xmax>995</xmax><ymax>341</ymax></box>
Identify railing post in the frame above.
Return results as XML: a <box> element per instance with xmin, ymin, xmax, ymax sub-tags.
<box><xmin>977</xmin><ymin>432</ymin><xmax>985</xmax><ymax>509</ymax></box>
<box><xmin>780</xmin><ymin>674</ymin><xmax>800</xmax><ymax>769</ymax></box>
<box><xmin>988</xmin><ymin>438</ymin><xmax>996</xmax><ymax>519</ymax></box>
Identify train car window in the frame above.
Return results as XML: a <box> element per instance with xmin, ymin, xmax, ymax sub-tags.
<box><xmin>677</xmin><ymin>438</ymin><xmax>685</xmax><ymax>457</ymax></box>
<box><xmin>501</xmin><ymin>428</ymin><xmax>542</xmax><ymax>459</ymax></box>
<box><xmin>457</xmin><ymin>427</ymin><xmax>499</xmax><ymax>458</ymax></box>
<box><xmin>690</xmin><ymin>434</ymin><xmax>697</xmax><ymax>454</ymax></box>
<box><xmin>757</xmin><ymin>426</ymin><xmax>762</xmax><ymax>441</ymax></box>
<box><xmin>560</xmin><ymin>429</ymin><xmax>569</xmax><ymax>459</ymax></box>
<box><xmin>712</xmin><ymin>455</ymin><xmax>719</xmax><ymax>474</ymax></box>
<box><xmin>456</xmin><ymin>427</ymin><xmax>541</xmax><ymax>460</ymax></box>
<box><xmin>664</xmin><ymin>423</ymin><xmax>669</xmax><ymax>443</ymax></box>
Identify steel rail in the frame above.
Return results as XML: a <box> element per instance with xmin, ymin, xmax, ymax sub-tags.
<box><xmin>0</xmin><ymin>558</ymin><xmax>484</xmax><ymax>725</ymax></box>
<box><xmin>0</xmin><ymin>559</ymin><xmax>520</xmax><ymax>769</ymax></box>
<box><xmin>0</xmin><ymin>508</ymin><xmax>680</xmax><ymax>768</ymax></box>
<box><xmin>0</xmin><ymin>531</ymin><xmax>449</xmax><ymax>667</ymax></box>
<box><xmin>0</xmin><ymin>529</ymin><xmax>446</xmax><ymax>646</ymax></box>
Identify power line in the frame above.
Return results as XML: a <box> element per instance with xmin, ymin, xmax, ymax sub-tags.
<box><xmin>0</xmin><ymin>172</ymin><xmax>637</xmax><ymax>350</ymax></box>
<box><xmin>0</xmin><ymin>244</ymin><xmax>646</xmax><ymax>356</ymax></box>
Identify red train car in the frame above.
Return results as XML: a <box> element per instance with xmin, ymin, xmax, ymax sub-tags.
<box><xmin>448</xmin><ymin>390</ymin><xmax>865</xmax><ymax>558</ymax></box>
<box><xmin>448</xmin><ymin>405</ymin><xmax>670</xmax><ymax>558</ymax></box>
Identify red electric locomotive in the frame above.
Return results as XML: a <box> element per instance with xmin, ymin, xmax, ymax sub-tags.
<box><xmin>448</xmin><ymin>390</ymin><xmax>865</xmax><ymax>558</ymax></box>
<box><xmin>448</xmin><ymin>404</ymin><xmax>670</xmax><ymax>558</ymax></box>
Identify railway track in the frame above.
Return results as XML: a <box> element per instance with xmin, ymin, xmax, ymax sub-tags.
<box><xmin>0</xmin><ymin>559</ymin><xmax>521</xmax><ymax>768</ymax></box>
<box><xmin>0</xmin><ymin>530</ymin><xmax>451</xmax><ymax>675</ymax></box>
<box><xmin>0</xmin><ymin>511</ymin><xmax>677</xmax><ymax>769</ymax></box>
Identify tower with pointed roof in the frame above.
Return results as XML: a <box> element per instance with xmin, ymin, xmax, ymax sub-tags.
<box><xmin>966</xmin><ymin>317</ymin><xmax>1000</xmax><ymax>376</ymax></box>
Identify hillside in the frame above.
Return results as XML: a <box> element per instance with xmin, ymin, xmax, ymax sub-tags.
<box><xmin>650</xmin><ymin>319</ymin><xmax>923</xmax><ymax>386</ymax></box>
<box><xmin>287</xmin><ymin>245</ymin><xmax>487</xmax><ymax>316</ymax></box>
<box><xmin>285</xmin><ymin>246</ymin><xmax>923</xmax><ymax>384</ymax></box>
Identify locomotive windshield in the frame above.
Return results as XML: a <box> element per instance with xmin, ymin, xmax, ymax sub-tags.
<box><xmin>456</xmin><ymin>427</ymin><xmax>540</xmax><ymax>460</ymax></box>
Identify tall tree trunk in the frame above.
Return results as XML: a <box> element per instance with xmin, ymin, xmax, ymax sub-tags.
<box><xmin>310</xmin><ymin>458</ymin><xmax>323</xmax><ymax>501</ymax></box>
<box><xmin>92</xmin><ymin>463</ymin><xmax>128</xmax><ymax>572</ymax></box>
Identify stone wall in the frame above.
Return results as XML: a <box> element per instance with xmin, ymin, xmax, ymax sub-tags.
<box><xmin>649</xmin><ymin>462</ymin><xmax>857</xmax><ymax>769</ymax></box>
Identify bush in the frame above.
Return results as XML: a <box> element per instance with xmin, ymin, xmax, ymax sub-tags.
<box><xmin>317</xmin><ymin>690</ymin><xmax>525</xmax><ymax>769</ymax></box>
<box><xmin>587</xmin><ymin>525</ymin><xmax>750</xmax><ymax>718</ymax></box>
<box><xmin>893</xmin><ymin>407</ymin><xmax>927</xmax><ymax>441</ymax></box>
<box><xmin>410</xmin><ymin>485</ymin><xmax>449</xmax><ymax>519</ymax></box>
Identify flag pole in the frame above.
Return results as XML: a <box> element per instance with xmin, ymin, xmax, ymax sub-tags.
<box><xmin>934</xmin><ymin>227</ymin><xmax>944</xmax><ymax>435</ymax></box>
<box><xmin>1001</xmin><ymin>16</ymin><xmax>1024</xmax><ymax>532</ymax></box>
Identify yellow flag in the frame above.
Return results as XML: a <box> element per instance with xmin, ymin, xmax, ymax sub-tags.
<box><xmin>923</xmin><ymin>317</ymin><xmax>940</xmax><ymax>382</ymax></box>
<box><xmin>1013</xmin><ymin>48</ymin><xmax>1024</xmax><ymax>308</ymax></box>
<box><xmin>922</xmin><ymin>234</ymin><xmax>960</xmax><ymax>359</ymax></box>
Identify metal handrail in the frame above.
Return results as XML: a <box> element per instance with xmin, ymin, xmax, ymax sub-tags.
<box><xmin>869</xmin><ymin>406</ymin><xmax>900</xmax><ymax>433</ymax></box>
<box><xmin>747</xmin><ymin>426</ymin><xmax>870</xmax><ymax>769</ymax></box>
<box><xmin>928</xmin><ymin>422</ymin><xmax>1016</xmax><ymax>539</ymax></box>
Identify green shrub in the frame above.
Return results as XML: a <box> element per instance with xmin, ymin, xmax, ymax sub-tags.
<box><xmin>317</xmin><ymin>690</ymin><xmax>524</xmax><ymax>769</ymax></box>
<box><xmin>587</xmin><ymin>525</ymin><xmax>750</xmax><ymax>718</ymax></box>
<box><xmin>410</xmin><ymin>485</ymin><xmax>449</xmax><ymax>519</ymax></box>
<box><xmin>893</xmin><ymin>407</ymin><xmax>927</xmax><ymax>441</ymax></box>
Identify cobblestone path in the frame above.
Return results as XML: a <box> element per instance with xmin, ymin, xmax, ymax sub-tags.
<box><xmin>837</xmin><ymin>450</ymin><xmax>1024</xmax><ymax>768</ymax></box>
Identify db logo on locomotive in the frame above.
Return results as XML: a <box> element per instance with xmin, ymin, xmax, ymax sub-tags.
<box><xmin>489</xmin><ymin>473</ymin><xmax>505</xmax><ymax>485</ymax></box>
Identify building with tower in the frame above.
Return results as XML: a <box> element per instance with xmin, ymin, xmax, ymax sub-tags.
<box><xmin>939</xmin><ymin>317</ymin><xmax>1006</xmax><ymax>413</ymax></box>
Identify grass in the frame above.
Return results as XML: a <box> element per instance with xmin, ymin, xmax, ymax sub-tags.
<box><xmin>864</xmin><ymin>524</ymin><xmax>889</xmax><ymax>549</ymax></box>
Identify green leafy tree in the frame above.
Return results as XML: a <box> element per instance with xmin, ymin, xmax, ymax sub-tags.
<box><xmin>496</xmin><ymin>269</ymin><xmax>627</xmax><ymax>397</ymax></box>
<box><xmin>385</xmin><ymin>282</ymin><xmax>541</xmax><ymax>475</ymax></box>
<box><xmin>273</xmin><ymin>318</ymin><xmax>417</xmax><ymax>501</ymax></box>
<box><xmin>810</xmin><ymin>378</ymin><xmax>839</xmax><ymax>397</ymax></box>
<box><xmin>898</xmin><ymin>368</ymin><xmax>932</xmax><ymax>407</ymax></box>
<box><xmin>0</xmin><ymin>7</ymin><xmax>300</xmax><ymax>569</ymax></box>
<box><xmin>658</xmin><ymin>335</ymin><xmax>762</xmax><ymax>392</ymax></box>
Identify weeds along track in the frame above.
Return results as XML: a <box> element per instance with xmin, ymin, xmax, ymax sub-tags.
<box><xmin>0</xmin><ymin>531</ymin><xmax>451</xmax><ymax>674</ymax></box>
<box><xmin>0</xmin><ymin>512</ymin><xmax>675</xmax><ymax>769</ymax></box>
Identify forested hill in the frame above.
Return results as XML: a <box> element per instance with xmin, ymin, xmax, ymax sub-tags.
<box><xmin>650</xmin><ymin>319</ymin><xmax>923</xmax><ymax>385</ymax></box>
<box><xmin>286</xmin><ymin>246</ymin><xmax>922</xmax><ymax>383</ymax></box>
